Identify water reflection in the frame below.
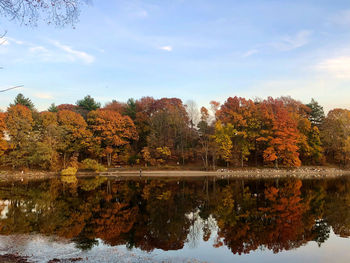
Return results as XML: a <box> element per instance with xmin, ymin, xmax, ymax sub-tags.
<box><xmin>0</xmin><ymin>176</ymin><xmax>350</xmax><ymax>257</ymax></box>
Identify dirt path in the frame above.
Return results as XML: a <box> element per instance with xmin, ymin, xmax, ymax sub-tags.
<box><xmin>0</xmin><ymin>167</ymin><xmax>349</xmax><ymax>182</ymax></box>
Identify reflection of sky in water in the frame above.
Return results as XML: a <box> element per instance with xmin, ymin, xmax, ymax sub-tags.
<box><xmin>0</xmin><ymin>229</ymin><xmax>349</xmax><ymax>262</ymax></box>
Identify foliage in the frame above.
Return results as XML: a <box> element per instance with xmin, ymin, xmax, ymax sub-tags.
<box><xmin>306</xmin><ymin>98</ymin><xmax>325</xmax><ymax>128</ymax></box>
<box><xmin>76</xmin><ymin>95</ymin><xmax>101</xmax><ymax>112</ymax></box>
<box><xmin>61</xmin><ymin>166</ymin><xmax>78</xmax><ymax>176</ymax></box>
<box><xmin>60</xmin><ymin>175</ymin><xmax>78</xmax><ymax>184</ymax></box>
<box><xmin>87</xmin><ymin>109</ymin><xmax>138</xmax><ymax>166</ymax></box>
<box><xmin>0</xmin><ymin>94</ymin><xmax>343</xmax><ymax>170</ymax></box>
<box><xmin>81</xmin><ymin>158</ymin><xmax>106</xmax><ymax>172</ymax></box>
<box><xmin>48</xmin><ymin>103</ymin><xmax>58</xmax><ymax>112</ymax></box>
<box><xmin>10</xmin><ymin>93</ymin><xmax>35</xmax><ymax>110</ymax></box>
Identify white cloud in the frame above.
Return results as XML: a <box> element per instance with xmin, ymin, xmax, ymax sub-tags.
<box><xmin>316</xmin><ymin>56</ymin><xmax>350</xmax><ymax>79</ymax></box>
<box><xmin>5</xmin><ymin>37</ymin><xmax>25</xmax><ymax>45</ymax></box>
<box><xmin>242</xmin><ymin>49</ymin><xmax>258</xmax><ymax>57</ymax></box>
<box><xmin>51</xmin><ymin>40</ymin><xmax>95</xmax><ymax>64</ymax></box>
<box><xmin>270</xmin><ymin>30</ymin><xmax>312</xmax><ymax>51</ymax></box>
<box><xmin>159</xmin><ymin>46</ymin><xmax>173</xmax><ymax>52</ymax></box>
<box><xmin>34</xmin><ymin>92</ymin><xmax>54</xmax><ymax>99</ymax></box>
<box><xmin>29</xmin><ymin>46</ymin><xmax>49</xmax><ymax>53</ymax></box>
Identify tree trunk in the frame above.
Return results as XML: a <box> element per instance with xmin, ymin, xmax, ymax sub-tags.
<box><xmin>107</xmin><ymin>153</ymin><xmax>112</xmax><ymax>167</ymax></box>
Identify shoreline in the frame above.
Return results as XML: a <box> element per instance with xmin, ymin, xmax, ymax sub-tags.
<box><xmin>0</xmin><ymin>167</ymin><xmax>349</xmax><ymax>182</ymax></box>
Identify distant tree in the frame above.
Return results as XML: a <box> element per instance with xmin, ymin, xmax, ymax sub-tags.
<box><xmin>185</xmin><ymin>100</ymin><xmax>199</xmax><ymax>129</ymax></box>
<box><xmin>103</xmin><ymin>100</ymin><xmax>126</xmax><ymax>114</ymax></box>
<box><xmin>306</xmin><ymin>99</ymin><xmax>325</xmax><ymax>128</ymax></box>
<box><xmin>48</xmin><ymin>103</ymin><xmax>58</xmax><ymax>112</ymax></box>
<box><xmin>197</xmin><ymin>107</ymin><xmax>211</xmax><ymax>169</ymax></box>
<box><xmin>57</xmin><ymin>104</ymin><xmax>77</xmax><ymax>111</ymax></box>
<box><xmin>76</xmin><ymin>95</ymin><xmax>101</xmax><ymax>111</ymax></box>
<box><xmin>124</xmin><ymin>98</ymin><xmax>137</xmax><ymax>120</ymax></box>
<box><xmin>10</xmin><ymin>93</ymin><xmax>35</xmax><ymax>110</ymax></box>
<box><xmin>0</xmin><ymin>0</ymin><xmax>89</xmax><ymax>27</ymax></box>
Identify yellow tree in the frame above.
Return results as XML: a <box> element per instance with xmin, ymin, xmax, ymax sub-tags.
<box><xmin>213</xmin><ymin>121</ymin><xmax>236</xmax><ymax>167</ymax></box>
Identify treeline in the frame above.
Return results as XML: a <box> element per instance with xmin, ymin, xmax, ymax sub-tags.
<box><xmin>0</xmin><ymin>93</ymin><xmax>349</xmax><ymax>170</ymax></box>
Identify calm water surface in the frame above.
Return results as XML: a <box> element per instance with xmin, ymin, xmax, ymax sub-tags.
<box><xmin>0</xmin><ymin>175</ymin><xmax>350</xmax><ymax>262</ymax></box>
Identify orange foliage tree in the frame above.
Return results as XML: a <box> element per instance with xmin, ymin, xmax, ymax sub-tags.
<box><xmin>5</xmin><ymin>105</ymin><xmax>34</xmax><ymax>167</ymax></box>
<box><xmin>259</xmin><ymin>98</ymin><xmax>301</xmax><ymax>167</ymax></box>
<box><xmin>87</xmin><ymin>109</ymin><xmax>138</xmax><ymax>166</ymax></box>
<box><xmin>57</xmin><ymin>110</ymin><xmax>91</xmax><ymax>168</ymax></box>
<box><xmin>0</xmin><ymin>112</ymin><xmax>7</xmax><ymax>157</ymax></box>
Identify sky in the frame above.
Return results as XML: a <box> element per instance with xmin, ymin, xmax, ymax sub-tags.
<box><xmin>1</xmin><ymin>0</ymin><xmax>350</xmax><ymax>112</ymax></box>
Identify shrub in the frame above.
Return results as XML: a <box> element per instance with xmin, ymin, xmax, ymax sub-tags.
<box><xmin>61</xmin><ymin>175</ymin><xmax>78</xmax><ymax>184</ymax></box>
<box><xmin>61</xmin><ymin>167</ymin><xmax>77</xmax><ymax>176</ymax></box>
<box><xmin>81</xmin><ymin>158</ymin><xmax>106</xmax><ymax>172</ymax></box>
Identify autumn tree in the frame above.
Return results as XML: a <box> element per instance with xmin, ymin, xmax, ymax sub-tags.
<box><xmin>213</xmin><ymin>121</ymin><xmax>236</xmax><ymax>167</ymax></box>
<box><xmin>57</xmin><ymin>110</ymin><xmax>91</xmax><ymax>168</ymax></box>
<box><xmin>0</xmin><ymin>112</ymin><xmax>7</xmax><ymax>158</ymax></box>
<box><xmin>322</xmin><ymin>109</ymin><xmax>350</xmax><ymax>166</ymax></box>
<box><xmin>259</xmin><ymin>98</ymin><xmax>301</xmax><ymax>167</ymax></box>
<box><xmin>5</xmin><ymin>104</ymin><xmax>34</xmax><ymax>167</ymax></box>
<box><xmin>87</xmin><ymin>109</ymin><xmax>138</xmax><ymax>166</ymax></box>
<box><xmin>28</xmin><ymin>111</ymin><xmax>61</xmax><ymax>170</ymax></box>
<box><xmin>146</xmin><ymin>98</ymin><xmax>189</xmax><ymax>165</ymax></box>
<box><xmin>217</xmin><ymin>97</ymin><xmax>259</xmax><ymax>166</ymax></box>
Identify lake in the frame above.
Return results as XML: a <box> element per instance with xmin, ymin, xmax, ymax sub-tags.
<box><xmin>0</xmin><ymin>175</ymin><xmax>350</xmax><ymax>262</ymax></box>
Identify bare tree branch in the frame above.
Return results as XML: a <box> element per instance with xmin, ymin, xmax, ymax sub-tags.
<box><xmin>0</xmin><ymin>85</ymin><xmax>22</xmax><ymax>93</ymax></box>
<box><xmin>0</xmin><ymin>0</ymin><xmax>89</xmax><ymax>27</ymax></box>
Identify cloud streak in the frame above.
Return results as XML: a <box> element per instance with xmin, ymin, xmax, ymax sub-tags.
<box><xmin>51</xmin><ymin>40</ymin><xmax>95</xmax><ymax>64</ymax></box>
<box><xmin>242</xmin><ymin>49</ymin><xmax>258</xmax><ymax>57</ymax></box>
<box><xmin>270</xmin><ymin>30</ymin><xmax>312</xmax><ymax>51</ymax></box>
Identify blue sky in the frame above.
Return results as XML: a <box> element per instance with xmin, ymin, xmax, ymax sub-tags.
<box><xmin>1</xmin><ymin>0</ymin><xmax>350</xmax><ymax>111</ymax></box>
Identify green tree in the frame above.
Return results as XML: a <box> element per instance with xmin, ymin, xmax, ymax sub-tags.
<box><xmin>76</xmin><ymin>95</ymin><xmax>101</xmax><ymax>111</ymax></box>
<box><xmin>125</xmin><ymin>98</ymin><xmax>137</xmax><ymax>120</ymax></box>
<box><xmin>10</xmin><ymin>93</ymin><xmax>35</xmax><ymax>111</ymax></box>
<box><xmin>306</xmin><ymin>99</ymin><xmax>325</xmax><ymax>128</ymax></box>
<box><xmin>48</xmin><ymin>103</ymin><xmax>58</xmax><ymax>112</ymax></box>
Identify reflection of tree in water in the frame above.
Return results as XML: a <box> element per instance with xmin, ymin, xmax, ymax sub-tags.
<box><xmin>0</xmin><ymin>176</ymin><xmax>350</xmax><ymax>254</ymax></box>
